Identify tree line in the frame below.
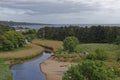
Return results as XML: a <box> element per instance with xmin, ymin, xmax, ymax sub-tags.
<box><xmin>37</xmin><ymin>25</ymin><xmax>120</xmax><ymax>43</ymax></box>
<box><xmin>0</xmin><ymin>23</ymin><xmax>25</xmax><ymax>51</ymax></box>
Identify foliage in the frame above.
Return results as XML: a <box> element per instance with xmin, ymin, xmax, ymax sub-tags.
<box><xmin>86</xmin><ymin>49</ymin><xmax>107</xmax><ymax>61</ymax></box>
<box><xmin>0</xmin><ymin>31</ymin><xmax>25</xmax><ymax>51</ymax></box>
<box><xmin>2</xmin><ymin>38</ymin><xmax>14</xmax><ymax>50</ymax></box>
<box><xmin>114</xmin><ymin>68</ymin><xmax>120</xmax><ymax>77</ymax></box>
<box><xmin>95</xmin><ymin>49</ymin><xmax>108</xmax><ymax>60</ymax></box>
<box><xmin>86</xmin><ymin>53</ymin><xmax>97</xmax><ymax>60</ymax></box>
<box><xmin>115</xmin><ymin>36</ymin><xmax>120</xmax><ymax>45</ymax></box>
<box><xmin>37</xmin><ymin>26</ymin><xmax>120</xmax><ymax>43</ymax></box>
<box><xmin>0</xmin><ymin>23</ymin><xmax>14</xmax><ymax>35</ymax></box>
<box><xmin>0</xmin><ymin>60</ymin><xmax>12</xmax><ymax>80</ymax></box>
<box><xmin>63</xmin><ymin>61</ymin><xmax>116</xmax><ymax>80</ymax></box>
<box><xmin>116</xmin><ymin>53</ymin><xmax>120</xmax><ymax>61</ymax></box>
<box><xmin>63</xmin><ymin>36</ymin><xmax>79</xmax><ymax>52</ymax></box>
<box><xmin>23</xmin><ymin>29</ymin><xmax>37</xmax><ymax>42</ymax></box>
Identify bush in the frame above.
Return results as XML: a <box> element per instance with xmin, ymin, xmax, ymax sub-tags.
<box><xmin>63</xmin><ymin>61</ymin><xmax>116</xmax><ymax>80</ymax></box>
<box><xmin>115</xmin><ymin>36</ymin><xmax>120</xmax><ymax>45</ymax></box>
<box><xmin>95</xmin><ymin>49</ymin><xmax>107</xmax><ymax>60</ymax></box>
<box><xmin>1</xmin><ymin>31</ymin><xmax>25</xmax><ymax>50</ymax></box>
<box><xmin>117</xmin><ymin>53</ymin><xmax>120</xmax><ymax>61</ymax></box>
<box><xmin>2</xmin><ymin>39</ymin><xmax>14</xmax><ymax>50</ymax></box>
<box><xmin>114</xmin><ymin>68</ymin><xmax>120</xmax><ymax>77</ymax></box>
<box><xmin>86</xmin><ymin>53</ymin><xmax>97</xmax><ymax>60</ymax></box>
<box><xmin>86</xmin><ymin>49</ymin><xmax>107</xmax><ymax>61</ymax></box>
<box><xmin>63</xmin><ymin>36</ymin><xmax>79</xmax><ymax>52</ymax></box>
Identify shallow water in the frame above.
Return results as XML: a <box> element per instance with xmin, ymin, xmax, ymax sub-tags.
<box><xmin>11</xmin><ymin>52</ymin><xmax>51</xmax><ymax>80</ymax></box>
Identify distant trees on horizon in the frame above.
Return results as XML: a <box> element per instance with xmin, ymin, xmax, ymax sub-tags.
<box><xmin>37</xmin><ymin>25</ymin><xmax>120</xmax><ymax>43</ymax></box>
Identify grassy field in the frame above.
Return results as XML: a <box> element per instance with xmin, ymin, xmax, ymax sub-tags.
<box><xmin>32</xmin><ymin>39</ymin><xmax>63</xmax><ymax>52</ymax></box>
<box><xmin>55</xmin><ymin>43</ymin><xmax>120</xmax><ymax>68</ymax></box>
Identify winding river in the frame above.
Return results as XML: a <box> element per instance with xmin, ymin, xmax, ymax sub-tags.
<box><xmin>11</xmin><ymin>52</ymin><xmax>51</xmax><ymax>80</ymax></box>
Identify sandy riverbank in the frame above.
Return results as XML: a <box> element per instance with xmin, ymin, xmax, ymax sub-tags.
<box><xmin>40</xmin><ymin>56</ymin><xmax>74</xmax><ymax>80</ymax></box>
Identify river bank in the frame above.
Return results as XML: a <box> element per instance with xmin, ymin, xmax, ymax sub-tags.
<box><xmin>0</xmin><ymin>39</ymin><xmax>63</xmax><ymax>80</ymax></box>
<box><xmin>40</xmin><ymin>56</ymin><xmax>74</xmax><ymax>80</ymax></box>
<box><xmin>0</xmin><ymin>42</ymin><xmax>43</xmax><ymax>80</ymax></box>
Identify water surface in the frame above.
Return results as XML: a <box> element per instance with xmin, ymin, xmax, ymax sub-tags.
<box><xmin>11</xmin><ymin>52</ymin><xmax>51</xmax><ymax>80</ymax></box>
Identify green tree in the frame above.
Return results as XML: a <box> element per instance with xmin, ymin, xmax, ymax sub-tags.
<box><xmin>63</xmin><ymin>61</ymin><xmax>116</xmax><ymax>80</ymax></box>
<box><xmin>2</xmin><ymin>36</ymin><xmax>14</xmax><ymax>50</ymax></box>
<box><xmin>2</xmin><ymin>31</ymin><xmax>25</xmax><ymax>50</ymax></box>
<box><xmin>15</xmin><ymin>32</ymin><xmax>25</xmax><ymax>47</ymax></box>
<box><xmin>115</xmin><ymin>36</ymin><xmax>120</xmax><ymax>45</ymax></box>
<box><xmin>63</xmin><ymin>36</ymin><xmax>79</xmax><ymax>52</ymax></box>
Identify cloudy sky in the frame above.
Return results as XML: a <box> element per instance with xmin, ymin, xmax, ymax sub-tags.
<box><xmin>0</xmin><ymin>0</ymin><xmax>120</xmax><ymax>24</ymax></box>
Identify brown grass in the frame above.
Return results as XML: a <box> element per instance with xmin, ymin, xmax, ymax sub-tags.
<box><xmin>0</xmin><ymin>43</ymin><xmax>43</xmax><ymax>59</ymax></box>
<box><xmin>33</xmin><ymin>39</ymin><xmax>63</xmax><ymax>52</ymax></box>
<box><xmin>0</xmin><ymin>39</ymin><xmax>63</xmax><ymax>59</ymax></box>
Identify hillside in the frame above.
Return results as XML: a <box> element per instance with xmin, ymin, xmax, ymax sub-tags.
<box><xmin>0</xmin><ymin>21</ymin><xmax>49</xmax><ymax>26</ymax></box>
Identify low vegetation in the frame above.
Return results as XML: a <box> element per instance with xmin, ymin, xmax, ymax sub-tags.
<box><xmin>0</xmin><ymin>60</ymin><xmax>12</xmax><ymax>80</ymax></box>
<box><xmin>63</xmin><ymin>61</ymin><xmax>117</xmax><ymax>80</ymax></box>
<box><xmin>63</xmin><ymin>36</ymin><xmax>79</xmax><ymax>52</ymax></box>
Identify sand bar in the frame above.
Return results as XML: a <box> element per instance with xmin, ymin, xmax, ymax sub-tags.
<box><xmin>40</xmin><ymin>56</ymin><xmax>74</xmax><ymax>80</ymax></box>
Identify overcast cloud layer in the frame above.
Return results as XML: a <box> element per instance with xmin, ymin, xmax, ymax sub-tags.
<box><xmin>0</xmin><ymin>0</ymin><xmax>120</xmax><ymax>24</ymax></box>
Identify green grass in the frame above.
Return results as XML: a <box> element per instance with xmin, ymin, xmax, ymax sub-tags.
<box><xmin>55</xmin><ymin>43</ymin><xmax>120</xmax><ymax>79</ymax></box>
<box><xmin>0</xmin><ymin>59</ymin><xmax>12</xmax><ymax>80</ymax></box>
<box><xmin>55</xmin><ymin>43</ymin><xmax>120</xmax><ymax>65</ymax></box>
<box><xmin>75</xmin><ymin>43</ymin><xmax>120</xmax><ymax>54</ymax></box>
<box><xmin>0</xmin><ymin>45</ymin><xmax>32</xmax><ymax>53</ymax></box>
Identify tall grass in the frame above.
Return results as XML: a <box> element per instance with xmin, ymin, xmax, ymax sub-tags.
<box><xmin>0</xmin><ymin>60</ymin><xmax>12</xmax><ymax>80</ymax></box>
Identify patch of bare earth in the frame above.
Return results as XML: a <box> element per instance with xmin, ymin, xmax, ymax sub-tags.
<box><xmin>41</xmin><ymin>57</ymin><xmax>74</xmax><ymax>80</ymax></box>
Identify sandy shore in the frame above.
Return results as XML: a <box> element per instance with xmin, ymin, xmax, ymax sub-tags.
<box><xmin>40</xmin><ymin>56</ymin><xmax>74</xmax><ymax>80</ymax></box>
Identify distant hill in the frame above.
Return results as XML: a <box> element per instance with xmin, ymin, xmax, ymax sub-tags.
<box><xmin>0</xmin><ymin>21</ymin><xmax>49</xmax><ymax>26</ymax></box>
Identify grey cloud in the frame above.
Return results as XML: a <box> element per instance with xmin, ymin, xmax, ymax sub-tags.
<box><xmin>0</xmin><ymin>0</ymin><xmax>120</xmax><ymax>24</ymax></box>
<box><xmin>0</xmin><ymin>0</ymin><xmax>101</xmax><ymax>15</ymax></box>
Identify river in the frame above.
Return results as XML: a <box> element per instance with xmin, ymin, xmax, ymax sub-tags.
<box><xmin>11</xmin><ymin>52</ymin><xmax>51</xmax><ymax>80</ymax></box>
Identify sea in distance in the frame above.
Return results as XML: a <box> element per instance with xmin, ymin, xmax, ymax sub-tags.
<box><xmin>13</xmin><ymin>24</ymin><xmax>120</xmax><ymax>29</ymax></box>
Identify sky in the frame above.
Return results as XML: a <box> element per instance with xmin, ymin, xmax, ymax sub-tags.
<box><xmin>0</xmin><ymin>0</ymin><xmax>120</xmax><ymax>24</ymax></box>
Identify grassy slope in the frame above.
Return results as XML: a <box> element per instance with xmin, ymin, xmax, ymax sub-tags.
<box><xmin>76</xmin><ymin>44</ymin><xmax>120</xmax><ymax>67</ymax></box>
<box><xmin>0</xmin><ymin>60</ymin><xmax>12</xmax><ymax>80</ymax></box>
<box><xmin>0</xmin><ymin>43</ymin><xmax>42</xmax><ymax>59</ymax></box>
<box><xmin>55</xmin><ymin>43</ymin><xmax>120</xmax><ymax>67</ymax></box>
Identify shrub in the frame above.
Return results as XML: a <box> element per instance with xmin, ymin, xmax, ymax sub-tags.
<box><xmin>63</xmin><ymin>61</ymin><xmax>116</xmax><ymax>80</ymax></box>
<box><xmin>115</xmin><ymin>36</ymin><xmax>120</xmax><ymax>45</ymax></box>
<box><xmin>63</xmin><ymin>36</ymin><xmax>79</xmax><ymax>52</ymax></box>
<box><xmin>86</xmin><ymin>53</ymin><xmax>97</xmax><ymax>60</ymax></box>
<box><xmin>2</xmin><ymin>39</ymin><xmax>14</xmax><ymax>50</ymax></box>
<box><xmin>114</xmin><ymin>68</ymin><xmax>120</xmax><ymax>77</ymax></box>
<box><xmin>117</xmin><ymin>53</ymin><xmax>120</xmax><ymax>61</ymax></box>
<box><xmin>95</xmin><ymin>49</ymin><xmax>107</xmax><ymax>60</ymax></box>
<box><xmin>1</xmin><ymin>31</ymin><xmax>25</xmax><ymax>50</ymax></box>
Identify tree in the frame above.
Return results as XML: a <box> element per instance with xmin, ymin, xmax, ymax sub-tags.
<box><xmin>63</xmin><ymin>36</ymin><xmax>79</xmax><ymax>52</ymax></box>
<box><xmin>63</xmin><ymin>61</ymin><xmax>116</xmax><ymax>80</ymax></box>
<box><xmin>1</xmin><ymin>31</ymin><xmax>25</xmax><ymax>50</ymax></box>
<box><xmin>2</xmin><ymin>36</ymin><xmax>14</xmax><ymax>50</ymax></box>
<box><xmin>115</xmin><ymin>36</ymin><xmax>120</xmax><ymax>45</ymax></box>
